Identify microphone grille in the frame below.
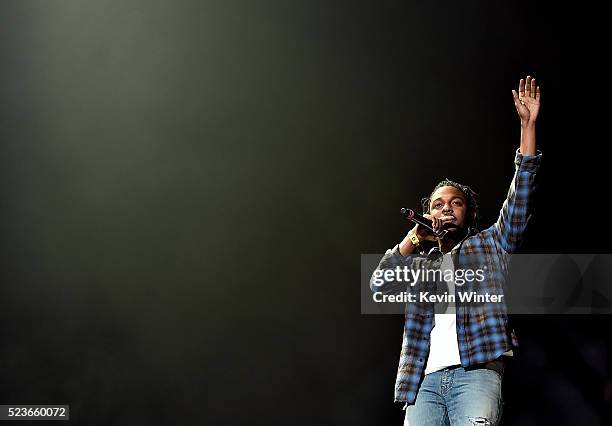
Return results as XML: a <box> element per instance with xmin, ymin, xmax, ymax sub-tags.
<box><xmin>400</xmin><ymin>208</ymin><xmax>414</xmax><ymax>218</ymax></box>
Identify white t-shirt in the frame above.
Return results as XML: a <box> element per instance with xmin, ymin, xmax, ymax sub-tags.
<box><xmin>424</xmin><ymin>251</ymin><xmax>461</xmax><ymax>375</ymax></box>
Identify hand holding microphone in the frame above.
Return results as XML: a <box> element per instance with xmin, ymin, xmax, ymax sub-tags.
<box><xmin>400</xmin><ymin>208</ymin><xmax>455</xmax><ymax>241</ymax></box>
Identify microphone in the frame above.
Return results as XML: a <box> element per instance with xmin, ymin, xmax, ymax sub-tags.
<box><xmin>400</xmin><ymin>208</ymin><xmax>448</xmax><ymax>238</ymax></box>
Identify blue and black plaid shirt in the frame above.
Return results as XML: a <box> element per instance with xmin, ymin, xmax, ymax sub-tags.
<box><xmin>371</xmin><ymin>148</ymin><xmax>542</xmax><ymax>404</ymax></box>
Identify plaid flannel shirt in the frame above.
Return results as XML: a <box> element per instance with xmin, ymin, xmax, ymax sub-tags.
<box><xmin>371</xmin><ymin>148</ymin><xmax>542</xmax><ymax>404</ymax></box>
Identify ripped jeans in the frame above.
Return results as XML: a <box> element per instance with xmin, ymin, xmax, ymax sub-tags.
<box><xmin>404</xmin><ymin>365</ymin><xmax>503</xmax><ymax>426</ymax></box>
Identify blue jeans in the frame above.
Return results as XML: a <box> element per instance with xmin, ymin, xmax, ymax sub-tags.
<box><xmin>404</xmin><ymin>365</ymin><xmax>503</xmax><ymax>426</ymax></box>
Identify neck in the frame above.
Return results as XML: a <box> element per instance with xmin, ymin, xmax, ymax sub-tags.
<box><xmin>437</xmin><ymin>238</ymin><xmax>458</xmax><ymax>254</ymax></box>
<box><xmin>437</xmin><ymin>226</ymin><xmax>470</xmax><ymax>253</ymax></box>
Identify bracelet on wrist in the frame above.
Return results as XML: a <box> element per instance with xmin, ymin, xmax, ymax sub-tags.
<box><xmin>408</xmin><ymin>231</ymin><xmax>421</xmax><ymax>248</ymax></box>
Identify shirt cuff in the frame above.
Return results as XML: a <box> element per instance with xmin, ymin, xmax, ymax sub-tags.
<box><xmin>514</xmin><ymin>148</ymin><xmax>542</xmax><ymax>173</ymax></box>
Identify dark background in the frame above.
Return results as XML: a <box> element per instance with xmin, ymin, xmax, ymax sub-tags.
<box><xmin>0</xmin><ymin>1</ymin><xmax>609</xmax><ymax>424</ymax></box>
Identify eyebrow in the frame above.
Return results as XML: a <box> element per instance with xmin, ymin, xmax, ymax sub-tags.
<box><xmin>431</xmin><ymin>196</ymin><xmax>466</xmax><ymax>205</ymax></box>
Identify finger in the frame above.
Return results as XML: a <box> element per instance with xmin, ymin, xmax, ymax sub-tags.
<box><xmin>512</xmin><ymin>89</ymin><xmax>520</xmax><ymax>102</ymax></box>
<box><xmin>512</xmin><ymin>90</ymin><xmax>521</xmax><ymax>110</ymax></box>
<box><xmin>535</xmin><ymin>85</ymin><xmax>541</xmax><ymax>102</ymax></box>
<box><xmin>525</xmin><ymin>76</ymin><xmax>531</xmax><ymax>97</ymax></box>
<box><xmin>530</xmin><ymin>78</ymin><xmax>536</xmax><ymax>98</ymax></box>
<box><xmin>519</xmin><ymin>79</ymin><xmax>525</xmax><ymax>97</ymax></box>
<box><xmin>513</xmin><ymin>89</ymin><xmax>525</xmax><ymax>108</ymax></box>
<box><xmin>432</xmin><ymin>217</ymin><xmax>440</xmax><ymax>233</ymax></box>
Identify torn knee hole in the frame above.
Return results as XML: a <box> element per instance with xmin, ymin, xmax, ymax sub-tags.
<box><xmin>468</xmin><ymin>417</ymin><xmax>491</xmax><ymax>425</ymax></box>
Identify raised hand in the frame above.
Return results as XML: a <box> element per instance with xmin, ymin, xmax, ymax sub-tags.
<box><xmin>512</xmin><ymin>75</ymin><xmax>541</xmax><ymax>124</ymax></box>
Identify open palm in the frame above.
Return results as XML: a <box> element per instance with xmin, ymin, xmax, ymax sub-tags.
<box><xmin>512</xmin><ymin>76</ymin><xmax>540</xmax><ymax>123</ymax></box>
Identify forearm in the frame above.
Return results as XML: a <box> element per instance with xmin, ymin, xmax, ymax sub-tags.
<box><xmin>492</xmin><ymin>147</ymin><xmax>542</xmax><ymax>253</ymax></box>
<box><xmin>519</xmin><ymin>121</ymin><xmax>536</xmax><ymax>156</ymax></box>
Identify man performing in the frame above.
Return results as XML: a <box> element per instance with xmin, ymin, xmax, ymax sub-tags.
<box><xmin>370</xmin><ymin>76</ymin><xmax>542</xmax><ymax>425</ymax></box>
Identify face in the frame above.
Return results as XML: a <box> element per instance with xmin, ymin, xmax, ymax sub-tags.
<box><xmin>429</xmin><ymin>186</ymin><xmax>468</xmax><ymax>228</ymax></box>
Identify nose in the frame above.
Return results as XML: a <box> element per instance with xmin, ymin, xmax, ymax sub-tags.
<box><xmin>442</xmin><ymin>203</ymin><xmax>453</xmax><ymax>214</ymax></box>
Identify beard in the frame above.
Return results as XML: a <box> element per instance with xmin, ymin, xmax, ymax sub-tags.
<box><xmin>442</xmin><ymin>222</ymin><xmax>468</xmax><ymax>241</ymax></box>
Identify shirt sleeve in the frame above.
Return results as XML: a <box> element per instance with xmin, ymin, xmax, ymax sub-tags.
<box><xmin>369</xmin><ymin>244</ymin><xmax>414</xmax><ymax>295</ymax></box>
<box><xmin>492</xmin><ymin>148</ymin><xmax>542</xmax><ymax>253</ymax></box>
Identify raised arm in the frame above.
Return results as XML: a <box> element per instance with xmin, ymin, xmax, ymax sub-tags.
<box><xmin>493</xmin><ymin>76</ymin><xmax>542</xmax><ymax>253</ymax></box>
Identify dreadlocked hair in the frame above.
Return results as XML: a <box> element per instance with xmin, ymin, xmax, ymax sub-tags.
<box><xmin>420</xmin><ymin>178</ymin><xmax>480</xmax><ymax>228</ymax></box>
